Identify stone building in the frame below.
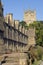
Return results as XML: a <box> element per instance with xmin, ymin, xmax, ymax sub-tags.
<box><xmin>0</xmin><ymin>0</ymin><xmax>36</xmax><ymax>53</ymax></box>
<box><xmin>23</xmin><ymin>10</ymin><xmax>36</xmax><ymax>25</ymax></box>
<box><xmin>0</xmin><ymin>0</ymin><xmax>28</xmax><ymax>53</ymax></box>
<box><xmin>0</xmin><ymin>0</ymin><xmax>5</xmax><ymax>54</ymax></box>
<box><xmin>0</xmin><ymin>0</ymin><xmax>36</xmax><ymax>65</ymax></box>
<box><xmin>4</xmin><ymin>13</ymin><xmax>28</xmax><ymax>52</ymax></box>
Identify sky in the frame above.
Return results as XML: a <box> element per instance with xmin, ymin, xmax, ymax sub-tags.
<box><xmin>2</xmin><ymin>0</ymin><xmax>43</xmax><ymax>21</ymax></box>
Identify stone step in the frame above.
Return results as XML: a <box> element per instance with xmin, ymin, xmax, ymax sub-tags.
<box><xmin>5</xmin><ymin>59</ymin><xmax>19</xmax><ymax>62</ymax></box>
<box><xmin>2</xmin><ymin>53</ymin><xmax>27</xmax><ymax>65</ymax></box>
<box><xmin>5</xmin><ymin>60</ymin><xmax>19</xmax><ymax>63</ymax></box>
<box><xmin>2</xmin><ymin>63</ymin><xmax>19</xmax><ymax>65</ymax></box>
<box><xmin>5</xmin><ymin>58</ymin><xmax>19</xmax><ymax>61</ymax></box>
<box><xmin>5</xmin><ymin>56</ymin><xmax>19</xmax><ymax>63</ymax></box>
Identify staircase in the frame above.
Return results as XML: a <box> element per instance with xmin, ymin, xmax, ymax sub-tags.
<box><xmin>2</xmin><ymin>53</ymin><xmax>27</xmax><ymax>65</ymax></box>
<box><xmin>3</xmin><ymin>54</ymin><xmax>19</xmax><ymax>65</ymax></box>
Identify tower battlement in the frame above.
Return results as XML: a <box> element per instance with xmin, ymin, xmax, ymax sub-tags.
<box><xmin>23</xmin><ymin>10</ymin><xmax>36</xmax><ymax>25</ymax></box>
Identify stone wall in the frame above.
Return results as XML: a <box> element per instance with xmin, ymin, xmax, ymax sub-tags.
<box><xmin>28</xmin><ymin>28</ymin><xmax>36</xmax><ymax>46</ymax></box>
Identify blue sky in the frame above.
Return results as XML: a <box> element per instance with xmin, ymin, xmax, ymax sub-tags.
<box><xmin>2</xmin><ymin>0</ymin><xmax>43</xmax><ymax>21</ymax></box>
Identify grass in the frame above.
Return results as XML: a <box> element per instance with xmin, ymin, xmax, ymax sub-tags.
<box><xmin>32</xmin><ymin>60</ymin><xmax>42</xmax><ymax>65</ymax></box>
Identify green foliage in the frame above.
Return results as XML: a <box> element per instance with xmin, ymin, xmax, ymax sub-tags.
<box><xmin>19</xmin><ymin>21</ymin><xmax>26</xmax><ymax>27</ymax></box>
<box><xmin>29</xmin><ymin>21</ymin><xmax>43</xmax><ymax>46</ymax></box>
<box><xmin>32</xmin><ymin>60</ymin><xmax>41</xmax><ymax>65</ymax></box>
<box><xmin>19</xmin><ymin>21</ymin><xmax>29</xmax><ymax>30</ymax></box>
<box><xmin>27</xmin><ymin>46</ymin><xmax>43</xmax><ymax>65</ymax></box>
<box><xmin>37</xmin><ymin>46</ymin><xmax>43</xmax><ymax>60</ymax></box>
<box><xmin>31</xmin><ymin>46</ymin><xmax>43</xmax><ymax>65</ymax></box>
<box><xmin>27</xmin><ymin>21</ymin><xmax>43</xmax><ymax>65</ymax></box>
<box><xmin>19</xmin><ymin>21</ymin><xmax>43</xmax><ymax>46</ymax></box>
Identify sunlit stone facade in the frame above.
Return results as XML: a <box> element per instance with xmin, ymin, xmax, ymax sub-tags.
<box><xmin>0</xmin><ymin>0</ymin><xmax>36</xmax><ymax>54</ymax></box>
<box><xmin>0</xmin><ymin>0</ymin><xmax>36</xmax><ymax>65</ymax></box>
<box><xmin>23</xmin><ymin>10</ymin><xmax>36</xmax><ymax>25</ymax></box>
<box><xmin>4</xmin><ymin>13</ymin><xmax>28</xmax><ymax>52</ymax></box>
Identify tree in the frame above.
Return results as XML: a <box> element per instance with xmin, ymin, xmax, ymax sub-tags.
<box><xmin>29</xmin><ymin>21</ymin><xmax>43</xmax><ymax>46</ymax></box>
<box><xmin>19</xmin><ymin>21</ymin><xmax>26</xmax><ymax>27</ymax></box>
<box><xmin>19</xmin><ymin>21</ymin><xmax>43</xmax><ymax>46</ymax></box>
<box><xmin>19</xmin><ymin>21</ymin><xmax>29</xmax><ymax>30</ymax></box>
<box><xmin>27</xmin><ymin>46</ymin><xmax>43</xmax><ymax>65</ymax></box>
